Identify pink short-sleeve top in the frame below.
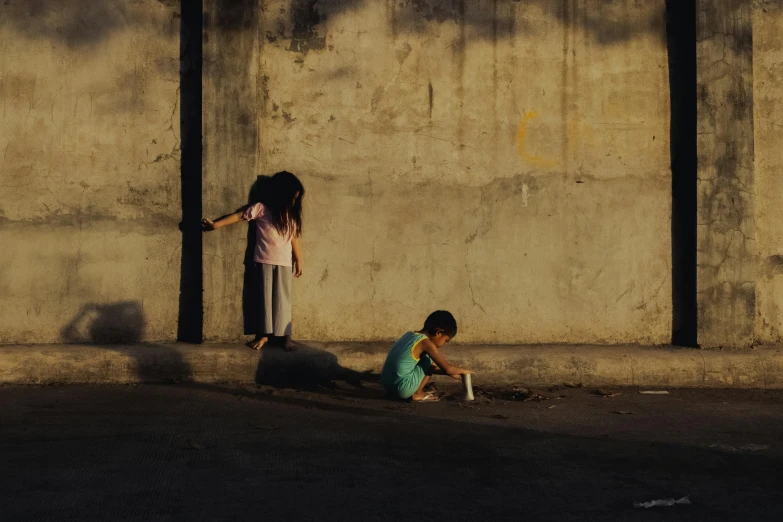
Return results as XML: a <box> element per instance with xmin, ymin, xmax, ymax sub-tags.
<box><xmin>242</xmin><ymin>202</ymin><xmax>294</xmax><ymax>267</ymax></box>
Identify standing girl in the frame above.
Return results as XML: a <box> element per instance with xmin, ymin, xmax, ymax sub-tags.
<box><xmin>202</xmin><ymin>171</ymin><xmax>304</xmax><ymax>351</ymax></box>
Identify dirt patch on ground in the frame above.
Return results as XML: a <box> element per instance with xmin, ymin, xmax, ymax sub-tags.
<box><xmin>435</xmin><ymin>384</ymin><xmax>575</xmax><ymax>403</ymax></box>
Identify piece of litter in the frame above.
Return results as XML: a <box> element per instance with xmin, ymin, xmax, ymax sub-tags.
<box><xmin>489</xmin><ymin>414</ymin><xmax>510</xmax><ymax>420</ymax></box>
<box><xmin>739</xmin><ymin>443</ymin><xmax>770</xmax><ymax>451</ymax></box>
<box><xmin>633</xmin><ymin>496</ymin><xmax>691</xmax><ymax>509</ymax></box>
<box><xmin>594</xmin><ymin>389</ymin><xmax>622</xmax><ymax>398</ymax></box>
<box><xmin>639</xmin><ymin>390</ymin><xmax>670</xmax><ymax>395</ymax></box>
<box><xmin>547</xmin><ymin>405</ymin><xmax>556</xmax><ymax>409</ymax></box>
<box><xmin>612</xmin><ymin>411</ymin><xmax>635</xmax><ymax>415</ymax></box>
<box><xmin>709</xmin><ymin>442</ymin><xmax>770</xmax><ymax>452</ymax></box>
<box><xmin>509</xmin><ymin>387</ymin><xmax>549</xmax><ymax>401</ymax></box>
<box><xmin>563</xmin><ymin>382</ymin><xmax>584</xmax><ymax>388</ymax></box>
<box><xmin>524</xmin><ymin>391</ymin><xmax>549</xmax><ymax>402</ymax></box>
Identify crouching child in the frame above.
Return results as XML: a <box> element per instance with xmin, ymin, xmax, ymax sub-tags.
<box><xmin>380</xmin><ymin>310</ymin><xmax>472</xmax><ymax>402</ymax></box>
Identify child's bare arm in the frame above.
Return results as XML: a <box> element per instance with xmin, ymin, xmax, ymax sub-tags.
<box><xmin>420</xmin><ymin>340</ymin><xmax>471</xmax><ymax>380</ymax></box>
<box><xmin>202</xmin><ymin>210</ymin><xmax>244</xmax><ymax>231</ymax></box>
<box><xmin>292</xmin><ymin>236</ymin><xmax>303</xmax><ymax>277</ymax></box>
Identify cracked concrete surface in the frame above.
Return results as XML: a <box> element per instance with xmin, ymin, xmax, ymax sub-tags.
<box><xmin>696</xmin><ymin>0</ymin><xmax>756</xmax><ymax>348</ymax></box>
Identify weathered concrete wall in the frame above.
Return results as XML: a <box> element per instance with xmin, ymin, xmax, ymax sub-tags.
<box><xmin>696</xmin><ymin>0</ymin><xmax>756</xmax><ymax>348</ymax></box>
<box><xmin>0</xmin><ymin>1</ymin><xmax>181</xmax><ymax>343</ymax></box>
<box><xmin>5</xmin><ymin>1</ymin><xmax>774</xmax><ymax>347</ymax></box>
<box><xmin>203</xmin><ymin>0</ymin><xmax>674</xmax><ymax>343</ymax></box>
<box><xmin>202</xmin><ymin>0</ymin><xmax>263</xmax><ymax>341</ymax></box>
<box><xmin>753</xmin><ymin>0</ymin><xmax>783</xmax><ymax>344</ymax></box>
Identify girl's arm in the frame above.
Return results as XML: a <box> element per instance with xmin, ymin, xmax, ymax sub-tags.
<box><xmin>292</xmin><ymin>236</ymin><xmax>303</xmax><ymax>277</ymax></box>
<box><xmin>202</xmin><ymin>210</ymin><xmax>244</xmax><ymax>231</ymax></box>
<box><xmin>419</xmin><ymin>340</ymin><xmax>471</xmax><ymax>380</ymax></box>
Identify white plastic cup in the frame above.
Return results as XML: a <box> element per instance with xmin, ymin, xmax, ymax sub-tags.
<box><xmin>462</xmin><ymin>373</ymin><xmax>474</xmax><ymax>401</ymax></box>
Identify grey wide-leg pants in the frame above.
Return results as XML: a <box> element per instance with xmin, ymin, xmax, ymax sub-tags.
<box><xmin>254</xmin><ymin>263</ymin><xmax>293</xmax><ymax>337</ymax></box>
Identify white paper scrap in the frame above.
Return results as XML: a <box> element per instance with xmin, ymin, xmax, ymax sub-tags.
<box><xmin>633</xmin><ymin>496</ymin><xmax>691</xmax><ymax>509</ymax></box>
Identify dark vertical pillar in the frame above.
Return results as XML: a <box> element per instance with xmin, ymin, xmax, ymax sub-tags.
<box><xmin>666</xmin><ymin>0</ymin><xmax>698</xmax><ymax>347</ymax></box>
<box><xmin>178</xmin><ymin>0</ymin><xmax>204</xmax><ymax>343</ymax></box>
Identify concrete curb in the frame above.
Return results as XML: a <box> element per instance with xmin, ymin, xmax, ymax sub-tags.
<box><xmin>1</xmin><ymin>343</ymin><xmax>782</xmax><ymax>389</ymax></box>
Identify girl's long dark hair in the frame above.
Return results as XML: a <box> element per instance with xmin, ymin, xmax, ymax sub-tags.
<box><xmin>259</xmin><ymin>171</ymin><xmax>304</xmax><ymax>237</ymax></box>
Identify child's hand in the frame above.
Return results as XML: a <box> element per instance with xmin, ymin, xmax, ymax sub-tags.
<box><xmin>201</xmin><ymin>218</ymin><xmax>216</xmax><ymax>231</ymax></box>
<box><xmin>447</xmin><ymin>367</ymin><xmax>472</xmax><ymax>380</ymax></box>
<box><xmin>293</xmin><ymin>260</ymin><xmax>303</xmax><ymax>277</ymax></box>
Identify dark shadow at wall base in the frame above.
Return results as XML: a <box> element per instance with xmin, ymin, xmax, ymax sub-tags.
<box><xmin>243</xmin><ymin>176</ymin><xmax>271</xmax><ymax>336</ymax></box>
<box><xmin>254</xmin><ymin>342</ymin><xmax>380</xmax><ymax>393</ymax></box>
<box><xmin>60</xmin><ymin>302</ymin><xmax>381</xmax><ymax>398</ymax></box>
<box><xmin>666</xmin><ymin>0</ymin><xmax>698</xmax><ymax>347</ymax></box>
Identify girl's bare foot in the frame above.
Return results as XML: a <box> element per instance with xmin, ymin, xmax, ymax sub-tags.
<box><xmin>247</xmin><ymin>336</ymin><xmax>268</xmax><ymax>350</ymax></box>
<box><xmin>284</xmin><ymin>340</ymin><xmax>298</xmax><ymax>352</ymax></box>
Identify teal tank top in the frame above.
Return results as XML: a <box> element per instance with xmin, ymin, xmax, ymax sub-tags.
<box><xmin>380</xmin><ymin>331</ymin><xmax>432</xmax><ymax>389</ymax></box>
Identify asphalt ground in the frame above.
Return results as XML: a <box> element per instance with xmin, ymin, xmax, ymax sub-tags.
<box><xmin>2</xmin><ymin>380</ymin><xmax>782</xmax><ymax>521</ymax></box>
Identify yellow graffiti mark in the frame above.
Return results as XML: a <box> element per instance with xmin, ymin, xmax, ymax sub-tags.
<box><xmin>517</xmin><ymin>111</ymin><xmax>558</xmax><ymax>168</ymax></box>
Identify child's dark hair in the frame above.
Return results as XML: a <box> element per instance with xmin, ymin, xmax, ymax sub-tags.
<box><xmin>422</xmin><ymin>310</ymin><xmax>458</xmax><ymax>337</ymax></box>
<box><xmin>261</xmin><ymin>171</ymin><xmax>304</xmax><ymax>237</ymax></box>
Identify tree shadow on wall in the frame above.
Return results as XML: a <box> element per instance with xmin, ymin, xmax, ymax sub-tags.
<box><xmin>213</xmin><ymin>0</ymin><xmax>666</xmax><ymax>46</ymax></box>
<box><xmin>61</xmin><ymin>301</ymin><xmax>192</xmax><ymax>383</ymax></box>
<box><xmin>61</xmin><ymin>301</ymin><xmax>145</xmax><ymax>344</ymax></box>
<box><xmin>1</xmin><ymin>0</ymin><xmax>179</xmax><ymax>47</ymax></box>
<box><xmin>2</xmin><ymin>0</ymin><xmax>669</xmax><ymax>47</ymax></box>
